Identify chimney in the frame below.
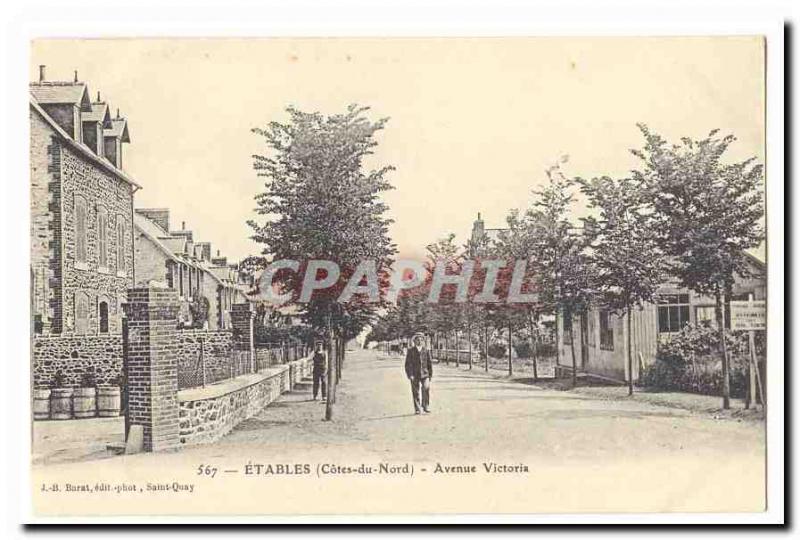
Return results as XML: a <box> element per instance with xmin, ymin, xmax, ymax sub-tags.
<box><xmin>38</xmin><ymin>65</ymin><xmax>46</xmax><ymax>83</ymax></box>
<box><xmin>211</xmin><ymin>251</ymin><xmax>228</xmax><ymax>267</ymax></box>
<box><xmin>116</xmin><ymin>108</ymin><xmax>120</xmax><ymax>119</ymax></box>
<box><xmin>74</xmin><ymin>70</ymin><xmax>78</xmax><ymax>83</ymax></box>
<box><xmin>170</xmin><ymin>224</ymin><xmax>193</xmax><ymax>243</ymax></box>
<box><xmin>96</xmin><ymin>91</ymin><xmax>101</xmax><ymax>102</ymax></box>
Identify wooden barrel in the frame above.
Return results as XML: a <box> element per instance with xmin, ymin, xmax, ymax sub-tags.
<box><xmin>72</xmin><ymin>387</ymin><xmax>97</xmax><ymax>419</ymax></box>
<box><xmin>33</xmin><ymin>388</ymin><xmax>51</xmax><ymax>420</ymax></box>
<box><xmin>97</xmin><ymin>386</ymin><xmax>121</xmax><ymax>417</ymax></box>
<box><xmin>50</xmin><ymin>388</ymin><xmax>74</xmax><ymax>420</ymax></box>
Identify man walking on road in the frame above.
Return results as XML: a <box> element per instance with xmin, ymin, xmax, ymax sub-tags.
<box><xmin>405</xmin><ymin>333</ymin><xmax>433</xmax><ymax>414</ymax></box>
<box><xmin>311</xmin><ymin>341</ymin><xmax>327</xmax><ymax>401</ymax></box>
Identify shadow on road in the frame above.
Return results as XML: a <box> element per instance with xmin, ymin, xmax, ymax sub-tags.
<box><xmin>359</xmin><ymin>413</ymin><xmax>419</xmax><ymax>422</ymax></box>
<box><xmin>233</xmin><ymin>418</ymin><xmax>292</xmax><ymax>431</ymax></box>
<box><xmin>498</xmin><ymin>408</ymin><xmax>690</xmax><ymax>421</ymax></box>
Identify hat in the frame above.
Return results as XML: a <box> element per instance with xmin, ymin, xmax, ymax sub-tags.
<box><xmin>412</xmin><ymin>333</ymin><xmax>426</xmax><ymax>341</ymax></box>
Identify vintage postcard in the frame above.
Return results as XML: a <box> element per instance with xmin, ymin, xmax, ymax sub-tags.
<box><xmin>25</xmin><ymin>35</ymin><xmax>778</xmax><ymax>521</ymax></box>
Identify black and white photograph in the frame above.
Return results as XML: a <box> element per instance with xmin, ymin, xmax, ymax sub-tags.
<box><xmin>2</xmin><ymin>1</ymin><xmax>788</xmax><ymax>526</ymax></box>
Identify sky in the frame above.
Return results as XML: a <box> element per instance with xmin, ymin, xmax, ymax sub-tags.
<box><xmin>31</xmin><ymin>37</ymin><xmax>765</xmax><ymax>261</ymax></box>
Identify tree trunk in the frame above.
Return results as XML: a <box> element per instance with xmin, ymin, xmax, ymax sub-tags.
<box><xmin>568</xmin><ymin>313</ymin><xmax>577</xmax><ymax>388</ymax></box>
<box><xmin>467</xmin><ymin>321</ymin><xmax>473</xmax><ymax>370</ymax></box>
<box><xmin>555</xmin><ymin>309</ymin><xmax>561</xmax><ymax>374</ymax></box>
<box><xmin>508</xmin><ymin>322</ymin><xmax>513</xmax><ymax>377</ymax></box>
<box><xmin>529</xmin><ymin>317</ymin><xmax>538</xmax><ymax>382</ymax></box>
<box><xmin>325</xmin><ymin>328</ymin><xmax>335</xmax><ymax>421</ymax></box>
<box><xmin>627</xmin><ymin>308</ymin><xmax>633</xmax><ymax>396</ymax></box>
<box><xmin>484</xmin><ymin>326</ymin><xmax>489</xmax><ymax>372</ymax></box>
<box><xmin>455</xmin><ymin>329</ymin><xmax>460</xmax><ymax>368</ymax></box>
<box><xmin>715</xmin><ymin>288</ymin><xmax>731</xmax><ymax>409</ymax></box>
<box><xmin>336</xmin><ymin>335</ymin><xmax>343</xmax><ymax>382</ymax></box>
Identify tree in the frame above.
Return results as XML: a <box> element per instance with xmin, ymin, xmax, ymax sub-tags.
<box><xmin>526</xmin><ymin>158</ymin><xmax>593</xmax><ymax>387</ymax></box>
<box><xmin>494</xmin><ymin>209</ymin><xmax>546</xmax><ymax>379</ymax></box>
<box><xmin>249</xmin><ymin>104</ymin><xmax>397</xmax><ymax>420</ymax></box>
<box><xmin>189</xmin><ymin>295</ymin><xmax>211</xmax><ymax>329</ymax></box>
<box><xmin>577</xmin><ymin>175</ymin><xmax>666</xmax><ymax>395</ymax></box>
<box><xmin>632</xmin><ymin>125</ymin><xmax>764</xmax><ymax>408</ymax></box>
<box><xmin>237</xmin><ymin>255</ymin><xmax>268</xmax><ymax>289</ymax></box>
<box><xmin>425</xmin><ymin>234</ymin><xmax>465</xmax><ymax>365</ymax></box>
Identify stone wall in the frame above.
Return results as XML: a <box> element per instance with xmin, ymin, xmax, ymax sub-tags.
<box><xmin>120</xmin><ymin>286</ymin><xmax>311</xmax><ymax>453</ymax></box>
<box><xmin>60</xmin><ymin>142</ymin><xmax>135</xmax><ymax>336</ymax></box>
<box><xmin>32</xmin><ymin>334</ymin><xmax>123</xmax><ymax>387</ymax></box>
<box><xmin>178</xmin><ymin>357</ymin><xmax>311</xmax><ymax>447</ymax></box>
<box><xmin>30</xmin><ymin>103</ymin><xmax>136</xmax><ymax>336</ymax></box>
<box><xmin>176</xmin><ymin>329</ymin><xmax>234</xmax><ymax>387</ymax></box>
<box><xmin>30</xmin><ymin>109</ymin><xmax>59</xmax><ymax>334</ymax></box>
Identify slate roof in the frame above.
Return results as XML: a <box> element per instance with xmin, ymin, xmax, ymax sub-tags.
<box><xmin>134</xmin><ymin>213</ymin><xmax>245</xmax><ymax>291</ymax></box>
<box><xmin>161</xmin><ymin>237</ymin><xmax>188</xmax><ymax>255</ymax></box>
<box><xmin>134</xmin><ymin>213</ymin><xmax>180</xmax><ymax>262</ymax></box>
<box><xmin>105</xmin><ymin>118</ymin><xmax>130</xmax><ymax>143</ymax></box>
<box><xmin>83</xmin><ymin>102</ymin><xmax>113</xmax><ymax>127</ymax></box>
<box><xmin>29</xmin><ymin>82</ymin><xmax>93</xmax><ymax>111</ymax></box>
<box><xmin>29</xmin><ymin>97</ymin><xmax>141</xmax><ymax>189</ymax></box>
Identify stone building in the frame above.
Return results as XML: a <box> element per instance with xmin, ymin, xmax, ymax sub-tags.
<box><xmin>134</xmin><ymin>209</ymin><xmax>248</xmax><ymax>330</ymax></box>
<box><xmin>30</xmin><ymin>67</ymin><xmax>138</xmax><ymax>336</ymax></box>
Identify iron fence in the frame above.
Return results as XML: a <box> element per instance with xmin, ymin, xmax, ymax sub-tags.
<box><xmin>178</xmin><ymin>338</ymin><xmax>311</xmax><ymax>391</ymax></box>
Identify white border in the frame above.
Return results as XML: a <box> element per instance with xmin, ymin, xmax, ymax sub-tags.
<box><xmin>1</xmin><ymin>0</ymin><xmax>789</xmax><ymax>529</ymax></box>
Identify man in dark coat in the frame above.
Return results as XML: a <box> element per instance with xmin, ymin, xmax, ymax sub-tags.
<box><xmin>405</xmin><ymin>333</ymin><xmax>433</xmax><ymax>414</ymax></box>
<box><xmin>311</xmin><ymin>341</ymin><xmax>327</xmax><ymax>401</ymax></box>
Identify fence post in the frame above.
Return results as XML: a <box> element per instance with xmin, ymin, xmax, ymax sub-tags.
<box><xmin>122</xmin><ymin>286</ymin><xmax>180</xmax><ymax>452</ymax></box>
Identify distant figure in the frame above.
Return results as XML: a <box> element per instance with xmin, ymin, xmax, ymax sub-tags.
<box><xmin>405</xmin><ymin>333</ymin><xmax>433</xmax><ymax>415</ymax></box>
<box><xmin>311</xmin><ymin>341</ymin><xmax>327</xmax><ymax>401</ymax></box>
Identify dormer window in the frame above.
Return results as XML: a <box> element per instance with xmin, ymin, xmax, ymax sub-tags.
<box><xmin>29</xmin><ymin>76</ymin><xmax>92</xmax><ymax>142</ymax></box>
<box><xmin>103</xmin><ymin>111</ymin><xmax>130</xmax><ymax>169</ymax></box>
<box><xmin>81</xmin><ymin>96</ymin><xmax>112</xmax><ymax>156</ymax></box>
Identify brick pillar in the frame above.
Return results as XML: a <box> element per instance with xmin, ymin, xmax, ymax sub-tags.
<box><xmin>122</xmin><ymin>287</ymin><xmax>180</xmax><ymax>452</ymax></box>
<box><xmin>231</xmin><ymin>303</ymin><xmax>255</xmax><ymax>372</ymax></box>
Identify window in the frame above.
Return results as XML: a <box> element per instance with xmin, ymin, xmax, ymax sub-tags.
<box><xmin>75</xmin><ymin>292</ymin><xmax>90</xmax><ymax>335</ymax></box>
<box><xmin>599</xmin><ymin>309</ymin><xmax>614</xmax><ymax>350</ymax></box>
<box><xmin>74</xmin><ymin>196</ymin><xmax>87</xmax><ymax>264</ymax></box>
<box><xmin>99</xmin><ymin>301</ymin><xmax>109</xmax><ymax>333</ymax></box>
<box><xmin>116</xmin><ymin>219</ymin><xmax>126</xmax><ymax>273</ymax></box>
<box><xmin>657</xmin><ymin>294</ymin><xmax>690</xmax><ymax>334</ymax></box>
<box><xmin>97</xmin><ymin>206</ymin><xmax>108</xmax><ymax>268</ymax></box>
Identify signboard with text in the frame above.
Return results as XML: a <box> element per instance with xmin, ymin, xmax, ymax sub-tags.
<box><xmin>729</xmin><ymin>300</ymin><xmax>766</xmax><ymax>331</ymax></box>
